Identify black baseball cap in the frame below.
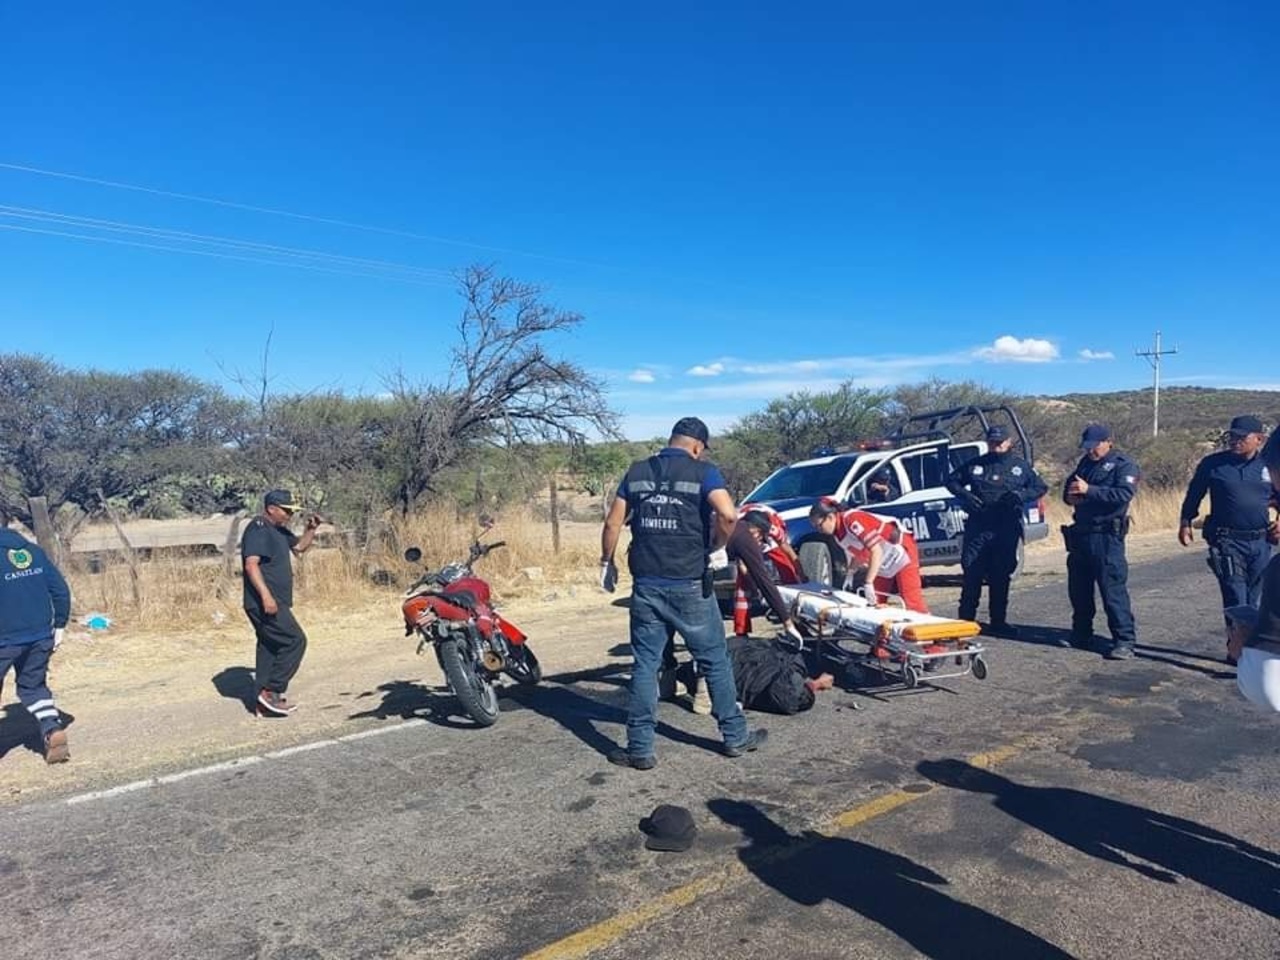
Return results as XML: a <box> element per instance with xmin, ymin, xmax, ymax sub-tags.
<box><xmin>1229</xmin><ymin>415</ymin><xmax>1264</xmax><ymax>436</ymax></box>
<box><xmin>639</xmin><ymin>804</ymin><xmax>697</xmax><ymax>852</ymax></box>
<box><xmin>264</xmin><ymin>489</ymin><xmax>303</xmax><ymax>512</ymax></box>
<box><xmin>1079</xmin><ymin>423</ymin><xmax>1111</xmax><ymax>450</ymax></box>
<box><xmin>986</xmin><ymin>425</ymin><xmax>1009</xmax><ymax>444</ymax></box>
<box><xmin>671</xmin><ymin>416</ymin><xmax>711</xmax><ymax>448</ymax></box>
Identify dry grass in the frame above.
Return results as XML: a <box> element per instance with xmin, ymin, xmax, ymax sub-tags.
<box><xmin>62</xmin><ymin>503</ymin><xmax>614</xmax><ymax>632</ymax></box>
<box><xmin>1037</xmin><ymin>486</ymin><xmax>1183</xmax><ymax>537</ymax></box>
<box><xmin>62</xmin><ymin>489</ymin><xmax>1186</xmax><ymax>631</ymax></box>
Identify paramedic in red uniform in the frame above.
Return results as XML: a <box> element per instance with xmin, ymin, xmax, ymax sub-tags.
<box><xmin>808</xmin><ymin>497</ymin><xmax>929</xmax><ymax>614</ymax></box>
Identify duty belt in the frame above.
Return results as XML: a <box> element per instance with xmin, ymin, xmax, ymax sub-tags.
<box><xmin>1208</xmin><ymin>526</ymin><xmax>1269</xmax><ymax>541</ymax></box>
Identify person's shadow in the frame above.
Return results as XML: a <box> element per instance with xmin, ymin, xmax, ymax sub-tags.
<box><xmin>918</xmin><ymin>759</ymin><xmax>1280</xmax><ymax>919</ymax></box>
<box><xmin>0</xmin><ymin>703</ymin><xmax>77</xmax><ymax>761</ymax></box>
<box><xmin>504</xmin><ymin>671</ymin><xmax>724</xmax><ymax>760</ymax></box>
<box><xmin>211</xmin><ymin>666</ymin><xmax>258</xmax><ymax>715</ymax></box>
<box><xmin>709</xmin><ymin>798</ymin><xmax>1074</xmax><ymax>959</ymax></box>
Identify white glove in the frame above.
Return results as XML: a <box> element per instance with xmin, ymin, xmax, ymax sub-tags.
<box><xmin>600</xmin><ymin>560</ymin><xmax>619</xmax><ymax>593</ymax></box>
<box><xmin>707</xmin><ymin>547</ymin><xmax>730</xmax><ymax>571</ymax></box>
<box><xmin>54</xmin><ymin>628</ymin><xmax>65</xmax><ymax>650</ymax></box>
<box><xmin>859</xmin><ymin>583</ymin><xmax>879</xmax><ymax>606</ymax></box>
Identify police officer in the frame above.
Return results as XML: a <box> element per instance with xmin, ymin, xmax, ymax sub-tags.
<box><xmin>600</xmin><ymin>417</ymin><xmax>767</xmax><ymax>769</ymax></box>
<box><xmin>945</xmin><ymin>425</ymin><xmax>1048</xmax><ymax>637</ymax></box>
<box><xmin>1063</xmin><ymin>423</ymin><xmax>1141</xmax><ymax>659</ymax></box>
<box><xmin>1179</xmin><ymin>414</ymin><xmax>1274</xmax><ymax>661</ymax></box>
<box><xmin>0</xmin><ymin>503</ymin><xmax>72</xmax><ymax>763</ymax></box>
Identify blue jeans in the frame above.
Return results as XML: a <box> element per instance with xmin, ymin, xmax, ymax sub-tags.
<box><xmin>626</xmin><ymin>580</ymin><xmax>748</xmax><ymax>758</ymax></box>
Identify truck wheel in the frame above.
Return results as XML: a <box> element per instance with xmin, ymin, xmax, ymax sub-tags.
<box><xmin>798</xmin><ymin>541</ymin><xmax>835</xmax><ymax>587</ymax></box>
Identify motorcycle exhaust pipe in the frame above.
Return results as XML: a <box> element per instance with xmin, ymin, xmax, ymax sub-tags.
<box><xmin>482</xmin><ymin>650</ymin><xmax>506</xmax><ymax>672</ymax></box>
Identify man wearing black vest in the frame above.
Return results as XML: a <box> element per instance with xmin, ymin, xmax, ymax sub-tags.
<box><xmin>600</xmin><ymin>417</ymin><xmax>767</xmax><ymax>769</ymax></box>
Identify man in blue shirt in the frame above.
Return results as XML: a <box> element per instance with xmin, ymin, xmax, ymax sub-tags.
<box><xmin>600</xmin><ymin>417</ymin><xmax>767</xmax><ymax>769</ymax></box>
<box><xmin>1179</xmin><ymin>415</ymin><xmax>1274</xmax><ymax>662</ymax></box>
<box><xmin>1064</xmin><ymin>424</ymin><xmax>1141</xmax><ymax>659</ymax></box>
<box><xmin>0</xmin><ymin>504</ymin><xmax>72</xmax><ymax>763</ymax></box>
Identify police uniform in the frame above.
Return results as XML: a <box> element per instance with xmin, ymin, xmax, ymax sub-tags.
<box><xmin>1063</xmin><ymin>429</ymin><xmax>1140</xmax><ymax>655</ymax></box>
<box><xmin>945</xmin><ymin>430</ymin><xmax>1048</xmax><ymax>633</ymax></box>
<box><xmin>1179</xmin><ymin>419</ymin><xmax>1273</xmax><ymax>618</ymax></box>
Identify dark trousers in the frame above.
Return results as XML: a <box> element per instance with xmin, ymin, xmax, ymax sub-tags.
<box><xmin>245</xmin><ymin>606</ymin><xmax>308</xmax><ymax>693</ymax></box>
<box><xmin>958</xmin><ymin>521</ymin><xmax>1020</xmax><ymax>626</ymax></box>
<box><xmin>1066</xmin><ymin>532</ymin><xmax>1136</xmax><ymax>647</ymax></box>
<box><xmin>0</xmin><ymin>638</ymin><xmax>60</xmax><ymax>736</ymax></box>
<box><xmin>1207</xmin><ymin>536</ymin><xmax>1271</xmax><ymax>618</ymax></box>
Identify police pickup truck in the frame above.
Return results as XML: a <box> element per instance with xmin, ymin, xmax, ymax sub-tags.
<box><xmin>722</xmin><ymin>405</ymin><xmax>1049</xmax><ymax>605</ymax></box>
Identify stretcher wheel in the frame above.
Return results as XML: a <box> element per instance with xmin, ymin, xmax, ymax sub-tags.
<box><xmin>902</xmin><ymin>663</ymin><xmax>919</xmax><ymax>689</ymax></box>
<box><xmin>971</xmin><ymin>655</ymin><xmax>988</xmax><ymax>680</ymax></box>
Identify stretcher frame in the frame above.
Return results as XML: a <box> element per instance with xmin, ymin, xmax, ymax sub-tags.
<box><xmin>777</xmin><ymin>583</ymin><xmax>989</xmax><ymax>691</ymax></box>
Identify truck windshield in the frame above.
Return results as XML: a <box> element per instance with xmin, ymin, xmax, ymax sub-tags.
<box><xmin>745</xmin><ymin>456</ymin><xmax>860</xmax><ymax>501</ymax></box>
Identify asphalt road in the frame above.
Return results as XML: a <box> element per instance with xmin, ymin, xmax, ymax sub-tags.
<box><xmin>2</xmin><ymin>550</ymin><xmax>1277</xmax><ymax>960</ymax></box>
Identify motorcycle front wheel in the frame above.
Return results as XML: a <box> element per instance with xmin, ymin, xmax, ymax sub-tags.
<box><xmin>505</xmin><ymin>644</ymin><xmax>542</xmax><ymax>685</ymax></box>
<box><xmin>438</xmin><ymin>637</ymin><xmax>500</xmax><ymax>727</ymax></box>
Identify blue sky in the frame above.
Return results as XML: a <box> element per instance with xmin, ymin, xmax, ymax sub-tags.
<box><xmin>1</xmin><ymin>2</ymin><xmax>1275</xmax><ymax>439</ymax></box>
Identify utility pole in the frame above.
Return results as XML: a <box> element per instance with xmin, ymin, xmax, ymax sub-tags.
<box><xmin>1135</xmin><ymin>330</ymin><xmax>1178</xmax><ymax>437</ymax></box>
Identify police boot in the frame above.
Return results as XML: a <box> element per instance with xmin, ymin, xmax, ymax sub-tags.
<box><xmin>987</xmin><ymin>582</ymin><xmax>1018</xmax><ymax>638</ymax></box>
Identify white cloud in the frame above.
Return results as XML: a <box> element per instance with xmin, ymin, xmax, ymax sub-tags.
<box><xmin>1078</xmin><ymin>349</ymin><xmax>1115</xmax><ymax>361</ymax></box>
<box><xmin>687</xmin><ymin>362</ymin><xmax>725</xmax><ymax>377</ymax></box>
<box><xmin>975</xmin><ymin>336</ymin><xmax>1059</xmax><ymax>363</ymax></box>
<box><xmin>627</xmin><ymin>369</ymin><xmax>656</xmax><ymax>383</ymax></box>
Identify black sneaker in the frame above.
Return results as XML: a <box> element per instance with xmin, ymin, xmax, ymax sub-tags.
<box><xmin>607</xmin><ymin>748</ymin><xmax>656</xmax><ymax>770</ymax></box>
<box><xmin>1105</xmin><ymin>644</ymin><xmax>1135</xmax><ymax>661</ymax></box>
<box><xmin>1067</xmin><ymin>634</ymin><xmax>1094</xmax><ymax>650</ymax></box>
<box><xmin>989</xmin><ymin>623</ymin><xmax>1020</xmax><ymax>639</ymax></box>
<box><xmin>723</xmin><ymin>729</ymin><xmax>768</xmax><ymax>758</ymax></box>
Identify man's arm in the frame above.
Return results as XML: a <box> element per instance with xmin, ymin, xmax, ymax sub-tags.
<box><xmin>46</xmin><ymin>559</ymin><xmax>72</xmax><ymax>628</ymax></box>
<box><xmin>243</xmin><ymin>556</ymin><xmax>277</xmax><ymax>615</ymax></box>
<box><xmin>292</xmin><ymin>515</ymin><xmax>322</xmax><ymax>555</ymax></box>
<box><xmin>1179</xmin><ymin>458</ymin><xmax>1209</xmax><ymax>527</ymax></box>
<box><xmin>729</xmin><ymin>523</ymin><xmax>791</xmax><ymax>624</ymax></box>
<box><xmin>1022</xmin><ymin>463</ymin><xmax>1049</xmax><ymax>503</ymax></box>
<box><xmin>600</xmin><ymin>490</ymin><xmax>627</xmax><ymax>563</ymax></box>
<box><xmin>707</xmin><ymin>488</ymin><xmax>737</xmax><ymax>549</ymax></box>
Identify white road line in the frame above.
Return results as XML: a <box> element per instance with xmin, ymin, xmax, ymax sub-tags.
<box><xmin>336</xmin><ymin>718</ymin><xmax>428</xmax><ymax>742</ymax></box>
<box><xmin>264</xmin><ymin>740</ymin><xmax>338</xmax><ymax>759</ymax></box>
<box><xmin>59</xmin><ymin>719</ymin><xmax>426</xmax><ymax>807</ymax></box>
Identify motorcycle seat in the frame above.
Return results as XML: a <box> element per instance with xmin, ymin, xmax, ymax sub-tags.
<box><xmin>441</xmin><ymin>586</ymin><xmax>480</xmax><ymax>611</ymax></box>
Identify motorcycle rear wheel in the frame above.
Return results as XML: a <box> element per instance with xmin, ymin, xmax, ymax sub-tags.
<box><xmin>439</xmin><ymin>637</ymin><xmax>500</xmax><ymax>727</ymax></box>
<box><xmin>505</xmin><ymin>645</ymin><xmax>542</xmax><ymax>685</ymax></box>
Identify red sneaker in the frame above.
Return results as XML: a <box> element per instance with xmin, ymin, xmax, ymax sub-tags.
<box><xmin>256</xmin><ymin>690</ymin><xmax>297</xmax><ymax>717</ymax></box>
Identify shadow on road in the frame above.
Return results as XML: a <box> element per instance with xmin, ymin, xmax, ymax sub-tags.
<box><xmin>504</xmin><ymin>677</ymin><xmax>724</xmax><ymax>760</ymax></box>
<box><xmin>1134</xmin><ymin>644</ymin><xmax>1236</xmax><ymax>680</ymax></box>
<box><xmin>708</xmin><ymin>798</ymin><xmax>1074</xmax><ymax>959</ymax></box>
<box><xmin>211</xmin><ymin>666</ymin><xmax>258</xmax><ymax>715</ymax></box>
<box><xmin>918</xmin><ymin>759</ymin><xmax>1280</xmax><ymax>920</ymax></box>
<box><xmin>0</xmin><ymin>703</ymin><xmax>76</xmax><ymax>761</ymax></box>
<box><xmin>0</xmin><ymin>701</ymin><xmax>43</xmax><ymax>760</ymax></box>
<box><xmin>346</xmin><ymin>679</ymin><xmax>482</xmax><ymax>729</ymax></box>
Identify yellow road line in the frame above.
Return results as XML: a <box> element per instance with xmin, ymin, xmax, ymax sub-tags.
<box><xmin>522</xmin><ymin>741</ymin><xmax>1025</xmax><ymax>960</ymax></box>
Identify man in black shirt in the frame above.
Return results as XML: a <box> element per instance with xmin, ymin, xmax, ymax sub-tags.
<box><xmin>1179</xmin><ymin>415</ymin><xmax>1274</xmax><ymax>660</ymax></box>
<box><xmin>242</xmin><ymin>489</ymin><xmax>321</xmax><ymax>716</ymax></box>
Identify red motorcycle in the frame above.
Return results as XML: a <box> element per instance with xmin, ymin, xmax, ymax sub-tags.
<box><xmin>400</xmin><ymin>524</ymin><xmax>541</xmax><ymax>726</ymax></box>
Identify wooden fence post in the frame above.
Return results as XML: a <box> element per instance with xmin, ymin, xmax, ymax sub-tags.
<box><xmin>99</xmin><ymin>497</ymin><xmax>142</xmax><ymax>608</ymax></box>
<box><xmin>549</xmin><ymin>473</ymin><xmax>561</xmax><ymax>555</ymax></box>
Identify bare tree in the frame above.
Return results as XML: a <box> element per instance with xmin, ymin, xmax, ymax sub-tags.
<box><xmin>381</xmin><ymin>265</ymin><xmax>618</xmax><ymax>514</ymax></box>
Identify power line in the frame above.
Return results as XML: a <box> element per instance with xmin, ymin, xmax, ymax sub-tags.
<box><xmin>0</xmin><ymin>222</ymin><xmax>453</xmax><ymax>286</ymax></box>
<box><xmin>0</xmin><ymin>160</ymin><xmax>596</xmax><ymax>266</ymax></box>
<box><xmin>0</xmin><ymin>204</ymin><xmax>456</xmax><ymax>281</ymax></box>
